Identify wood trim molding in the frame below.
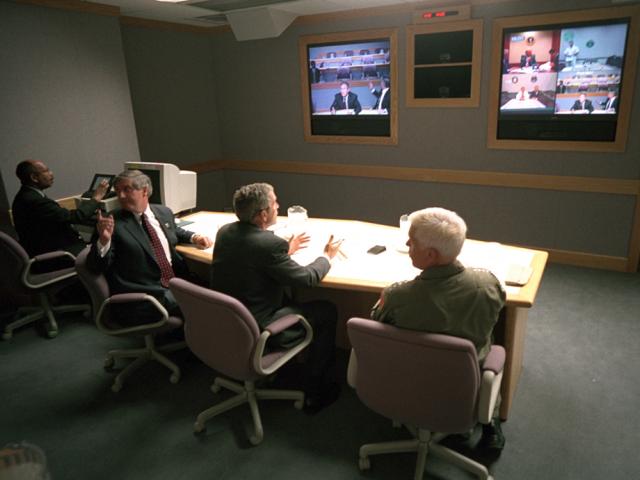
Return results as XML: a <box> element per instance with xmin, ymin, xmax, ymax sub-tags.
<box><xmin>187</xmin><ymin>159</ymin><xmax>639</xmax><ymax>196</ymax></box>
<box><xmin>14</xmin><ymin>0</ymin><xmax>119</xmax><ymax>17</ymax></box>
<box><xmin>544</xmin><ymin>248</ymin><xmax>628</xmax><ymax>272</ymax></box>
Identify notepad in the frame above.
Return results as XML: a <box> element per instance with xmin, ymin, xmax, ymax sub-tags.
<box><xmin>505</xmin><ymin>264</ymin><xmax>533</xmax><ymax>286</ymax></box>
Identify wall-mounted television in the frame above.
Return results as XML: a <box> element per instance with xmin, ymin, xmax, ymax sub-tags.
<box><xmin>299</xmin><ymin>28</ymin><xmax>398</xmax><ymax>145</ymax></box>
<box><xmin>487</xmin><ymin>5</ymin><xmax>639</xmax><ymax>152</ymax></box>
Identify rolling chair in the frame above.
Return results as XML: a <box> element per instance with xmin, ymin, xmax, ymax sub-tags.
<box><xmin>169</xmin><ymin>278</ymin><xmax>313</xmax><ymax>445</ymax></box>
<box><xmin>0</xmin><ymin>231</ymin><xmax>88</xmax><ymax>340</ymax></box>
<box><xmin>347</xmin><ymin>317</ymin><xmax>505</xmax><ymax>480</ymax></box>
<box><xmin>75</xmin><ymin>248</ymin><xmax>185</xmax><ymax>392</ymax></box>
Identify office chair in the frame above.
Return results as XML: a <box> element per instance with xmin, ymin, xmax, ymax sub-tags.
<box><xmin>0</xmin><ymin>231</ymin><xmax>88</xmax><ymax>340</ymax></box>
<box><xmin>169</xmin><ymin>278</ymin><xmax>313</xmax><ymax>445</ymax></box>
<box><xmin>75</xmin><ymin>248</ymin><xmax>185</xmax><ymax>392</ymax></box>
<box><xmin>347</xmin><ymin>317</ymin><xmax>505</xmax><ymax>480</ymax></box>
<box><xmin>337</xmin><ymin>63</ymin><xmax>351</xmax><ymax>80</ymax></box>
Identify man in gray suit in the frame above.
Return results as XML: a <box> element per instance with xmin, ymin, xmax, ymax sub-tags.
<box><xmin>88</xmin><ymin>169</ymin><xmax>212</xmax><ymax>325</ymax></box>
<box><xmin>210</xmin><ymin>183</ymin><xmax>342</xmax><ymax>413</ymax></box>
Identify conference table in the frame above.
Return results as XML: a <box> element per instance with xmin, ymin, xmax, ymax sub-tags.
<box><xmin>176</xmin><ymin>211</ymin><xmax>548</xmax><ymax>420</ymax></box>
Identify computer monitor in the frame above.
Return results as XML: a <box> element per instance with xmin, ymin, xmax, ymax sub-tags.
<box><xmin>123</xmin><ymin>162</ymin><xmax>197</xmax><ymax>214</ymax></box>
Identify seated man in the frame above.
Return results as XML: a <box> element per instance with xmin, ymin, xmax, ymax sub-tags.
<box><xmin>519</xmin><ymin>50</ymin><xmax>537</xmax><ymax>68</ymax></box>
<box><xmin>88</xmin><ymin>169</ymin><xmax>212</xmax><ymax>325</ymax></box>
<box><xmin>12</xmin><ymin>159</ymin><xmax>109</xmax><ymax>258</ymax></box>
<box><xmin>210</xmin><ymin>183</ymin><xmax>343</xmax><ymax>413</ymax></box>
<box><xmin>570</xmin><ymin>93</ymin><xmax>594</xmax><ymax>113</ymax></box>
<box><xmin>370</xmin><ymin>207</ymin><xmax>506</xmax><ymax>451</ymax></box>
<box><xmin>330</xmin><ymin>81</ymin><xmax>362</xmax><ymax>114</ymax></box>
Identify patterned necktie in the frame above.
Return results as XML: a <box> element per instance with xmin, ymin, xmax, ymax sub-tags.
<box><xmin>141</xmin><ymin>213</ymin><xmax>174</xmax><ymax>288</ymax></box>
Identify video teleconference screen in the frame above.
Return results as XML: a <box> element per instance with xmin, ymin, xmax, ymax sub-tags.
<box><xmin>497</xmin><ymin>18</ymin><xmax>630</xmax><ymax>141</ymax></box>
<box><xmin>307</xmin><ymin>38</ymin><xmax>391</xmax><ymax>137</ymax></box>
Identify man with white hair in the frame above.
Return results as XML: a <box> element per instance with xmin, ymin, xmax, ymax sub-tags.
<box><xmin>371</xmin><ymin>207</ymin><xmax>506</xmax><ymax>451</ymax></box>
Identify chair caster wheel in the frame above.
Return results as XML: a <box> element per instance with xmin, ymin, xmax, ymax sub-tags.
<box><xmin>359</xmin><ymin>457</ymin><xmax>370</xmax><ymax>471</ymax></box>
<box><xmin>194</xmin><ymin>421</ymin><xmax>205</xmax><ymax>434</ymax></box>
<box><xmin>294</xmin><ymin>399</ymin><xmax>303</xmax><ymax>410</ymax></box>
<box><xmin>46</xmin><ymin>329</ymin><xmax>58</xmax><ymax>339</ymax></box>
<box><xmin>104</xmin><ymin>357</ymin><xmax>115</xmax><ymax>369</ymax></box>
<box><xmin>249</xmin><ymin>434</ymin><xmax>262</xmax><ymax>446</ymax></box>
<box><xmin>170</xmin><ymin>373</ymin><xmax>180</xmax><ymax>384</ymax></box>
<box><xmin>111</xmin><ymin>382</ymin><xmax>123</xmax><ymax>393</ymax></box>
<box><xmin>2</xmin><ymin>331</ymin><xmax>12</xmax><ymax>341</ymax></box>
<box><xmin>211</xmin><ymin>383</ymin><xmax>222</xmax><ymax>393</ymax></box>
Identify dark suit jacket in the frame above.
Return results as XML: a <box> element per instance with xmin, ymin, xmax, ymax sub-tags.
<box><xmin>602</xmin><ymin>96</ymin><xmax>618</xmax><ymax>111</ymax></box>
<box><xmin>571</xmin><ymin>99</ymin><xmax>594</xmax><ymax>113</ymax></box>
<box><xmin>210</xmin><ymin>221</ymin><xmax>331</xmax><ymax>329</ymax></box>
<box><xmin>87</xmin><ymin>205</ymin><xmax>192</xmax><ymax>300</ymax></box>
<box><xmin>371</xmin><ymin>88</ymin><xmax>390</xmax><ymax>112</ymax></box>
<box><xmin>330</xmin><ymin>92</ymin><xmax>362</xmax><ymax>114</ymax></box>
<box><xmin>12</xmin><ymin>185</ymin><xmax>98</xmax><ymax>257</ymax></box>
<box><xmin>519</xmin><ymin>54</ymin><xmax>537</xmax><ymax>68</ymax></box>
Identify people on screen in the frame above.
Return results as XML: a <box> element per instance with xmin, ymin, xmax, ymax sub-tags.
<box><xmin>369</xmin><ymin>207</ymin><xmax>506</xmax><ymax>451</ymax></box>
<box><xmin>564</xmin><ymin>40</ymin><xmax>580</xmax><ymax>68</ymax></box>
<box><xmin>539</xmin><ymin>48</ymin><xmax>559</xmax><ymax>72</ymax></box>
<box><xmin>529</xmin><ymin>84</ymin><xmax>542</xmax><ymax>99</ymax></box>
<box><xmin>556</xmin><ymin>80</ymin><xmax>567</xmax><ymax>94</ymax></box>
<box><xmin>209</xmin><ymin>183</ymin><xmax>343</xmax><ymax>414</ymax></box>
<box><xmin>519</xmin><ymin>50</ymin><xmax>537</xmax><ymax>68</ymax></box>
<box><xmin>502</xmin><ymin>49</ymin><xmax>510</xmax><ymax>73</ymax></box>
<box><xmin>309</xmin><ymin>60</ymin><xmax>321</xmax><ymax>84</ymax></box>
<box><xmin>601</xmin><ymin>90</ymin><xmax>618</xmax><ymax>112</ymax></box>
<box><xmin>516</xmin><ymin>86</ymin><xmax>529</xmax><ymax>101</ymax></box>
<box><xmin>369</xmin><ymin>77</ymin><xmax>390</xmax><ymax>113</ymax></box>
<box><xmin>88</xmin><ymin>169</ymin><xmax>212</xmax><ymax>326</ymax></box>
<box><xmin>330</xmin><ymin>81</ymin><xmax>362</xmax><ymax>115</ymax></box>
<box><xmin>12</xmin><ymin>159</ymin><xmax>108</xmax><ymax>259</ymax></box>
<box><xmin>570</xmin><ymin>93</ymin><xmax>594</xmax><ymax>113</ymax></box>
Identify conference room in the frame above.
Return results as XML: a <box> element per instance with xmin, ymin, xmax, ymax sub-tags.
<box><xmin>1</xmin><ymin>0</ymin><xmax>639</xmax><ymax>479</ymax></box>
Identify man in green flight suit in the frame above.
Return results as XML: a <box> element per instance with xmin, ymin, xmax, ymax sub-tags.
<box><xmin>371</xmin><ymin>207</ymin><xmax>507</xmax><ymax>452</ymax></box>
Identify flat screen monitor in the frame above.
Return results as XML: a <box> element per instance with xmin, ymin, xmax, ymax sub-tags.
<box><xmin>299</xmin><ymin>28</ymin><xmax>397</xmax><ymax>145</ymax></box>
<box><xmin>496</xmin><ymin>17</ymin><xmax>631</xmax><ymax>142</ymax></box>
<box><xmin>123</xmin><ymin>162</ymin><xmax>197</xmax><ymax>214</ymax></box>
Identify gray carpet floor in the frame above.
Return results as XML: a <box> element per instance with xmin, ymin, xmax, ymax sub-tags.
<box><xmin>1</xmin><ymin>263</ymin><xmax>639</xmax><ymax>479</ymax></box>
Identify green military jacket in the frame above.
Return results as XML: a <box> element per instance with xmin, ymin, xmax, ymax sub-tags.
<box><xmin>371</xmin><ymin>260</ymin><xmax>506</xmax><ymax>361</ymax></box>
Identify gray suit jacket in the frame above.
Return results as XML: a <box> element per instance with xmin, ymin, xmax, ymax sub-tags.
<box><xmin>210</xmin><ymin>221</ymin><xmax>331</xmax><ymax>328</ymax></box>
<box><xmin>87</xmin><ymin>204</ymin><xmax>192</xmax><ymax>299</ymax></box>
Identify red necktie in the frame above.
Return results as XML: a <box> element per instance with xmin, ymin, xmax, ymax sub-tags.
<box><xmin>141</xmin><ymin>213</ymin><xmax>174</xmax><ymax>288</ymax></box>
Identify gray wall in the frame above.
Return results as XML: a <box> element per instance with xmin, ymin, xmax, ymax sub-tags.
<box><xmin>0</xmin><ymin>1</ymin><xmax>139</xmax><ymax>203</ymax></box>
<box><xmin>120</xmin><ymin>25</ymin><xmax>222</xmax><ymax>169</ymax></box>
<box><xmin>210</xmin><ymin>0</ymin><xmax>640</xmax><ymax>257</ymax></box>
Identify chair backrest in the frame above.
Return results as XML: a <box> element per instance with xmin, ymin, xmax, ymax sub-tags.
<box><xmin>169</xmin><ymin>278</ymin><xmax>262</xmax><ymax>381</ymax></box>
<box><xmin>75</xmin><ymin>247</ymin><xmax>110</xmax><ymax>321</ymax></box>
<box><xmin>347</xmin><ymin>317</ymin><xmax>481</xmax><ymax>434</ymax></box>
<box><xmin>0</xmin><ymin>231</ymin><xmax>29</xmax><ymax>295</ymax></box>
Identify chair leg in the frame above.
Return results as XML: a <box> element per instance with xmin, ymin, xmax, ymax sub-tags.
<box><xmin>38</xmin><ymin>293</ymin><xmax>59</xmax><ymax>338</ymax></box>
<box><xmin>112</xmin><ymin>356</ymin><xmax>149</xmax><ymax>392</ymax></box>
<box><xmin>246</xmin><ymin>382</ymin><xmax>264</xmax><ymax>445</ymax></box>
<box><xmin>429</xmin><ymin>442</ymin><xmax>492</xmax><ymax>479</ymax></box>
<box><xmin>414</xmin><ymin>430</ymin><xmax>431</xmax><ymax>480</ymax></box>
<box><xmin>2</xmin><ymin>308</ymin><xmax>44</xmax><ymax>340</ymax></box>
<box><xmin>255</xmin><ymin>387</ymin><xmax>305</xmax><ymax>410</ymax></box>
<box><xmin>194</xmin><ymin>391</ymin><xmax>248</xmax><ymax>433</ymax></box>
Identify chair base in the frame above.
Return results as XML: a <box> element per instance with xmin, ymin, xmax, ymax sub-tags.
<box><xmin>359</xmin><ymin>429</ymin><xmax>492</xmax><ymax>480</ymax></box>
<box><xmin>194</xmin><ymin>376</ymin><xmax>304</xmax><ymax>445</ymax></box>
<box><xmin>2</xmin><ymin>293</ymin><xmax>88</xmax><ymax>340</ymax></box>
<box><xmin>105</xmin><ymin>335</ymin><xmax>185</xmax><ymax>392</ymax></box>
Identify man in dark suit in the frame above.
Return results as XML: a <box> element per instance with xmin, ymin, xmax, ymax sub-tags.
<box><xmin>519</xmin><ymin>50</ymin><xmax>537</xmax><ymax>68</ymax></box>
<box><xmin>12</xmin><ymin>159</ymin><xmax>109</xmax><ymax>258</ymax></box>
<box><xmin>88</xmin><ymin>169</ymin><xmax>212</xmax><ymax>324</ymax></box>
<box><xmin>330</xmin><ymin>81</ymin><xmax>362</xmax><ymax>114</ymax></box>
<box><xmin>601</xmin><ymin>91</ymin><xmax>618</xmax><ymax>112</ymax></box>
<box><xmin>570</xmin><ymin>93</ymin><xmax>594</xmax><ymax>113</ymax></box>
<box><xmin>368</xmin><ymin>77</ymin><xmax>390</xmax><ymax>113</ymax></box>
<box><xmin>210</xmin><ymin>183</ymin><xmax>343</xmax><ymax>413</ymax></box>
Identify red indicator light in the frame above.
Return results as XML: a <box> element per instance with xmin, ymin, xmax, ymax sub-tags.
<box><xmin>435</xmin><ymin>11</ymin><xmax>446</xmax><ymax>17</ymax></box>
<box><xmin>422</xmin><ymin>12</ymin><xmax>433</xmax><ymax>19</ymax></box>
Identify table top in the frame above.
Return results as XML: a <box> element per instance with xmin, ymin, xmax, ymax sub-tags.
<box><xmin>176</xmin><ymin>212</ymin><xmax>548</xmax><ymax>308</ymax></box>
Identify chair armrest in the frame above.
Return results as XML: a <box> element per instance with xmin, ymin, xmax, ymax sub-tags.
<box><xmin>95</xmin><ymin>293</ymin><xmax>169</xmax><ymax>336</ymax></box>
<box><xmin>253</xmin><ymin>315</ymin><xmax>313</xmax><ymax>376</ymax></box>
<box><xmin>264</xmin><ymin>314</ymin><xmax>303</xmax><ymax>336</ymax></box>
<box><xmin>477</xmin><ymin>346</ymin><xmax>506</xmax><ymax>424</ymax></box>
<box><xmin>482</xmin><ymin>345</ymin><xmax>505</xmax><ymax>375</ymax></box>
<box><xmin>23</xmin><ymin>251</ymin><xmax>77</xmax><ymax>288</ymax></box>
<box><xmin>347</xmin><ymin>348</ymin><xmax>357</xmax><ymax>389</ymax></box>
